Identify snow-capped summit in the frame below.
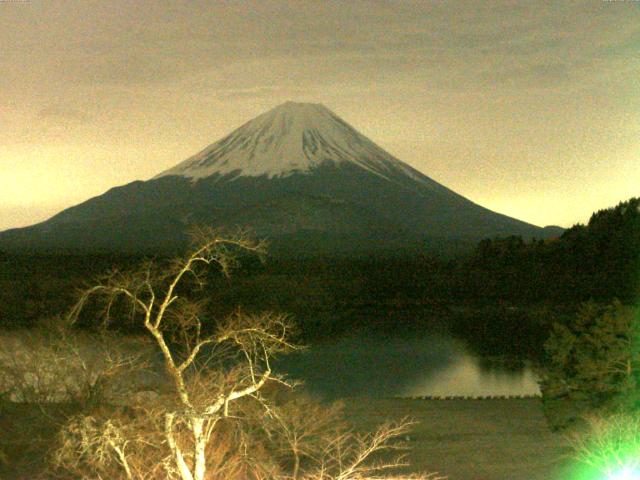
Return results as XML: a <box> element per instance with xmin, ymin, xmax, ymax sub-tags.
<box><xmin>154</xmin><ymin>101</ymin><xmax>425</xmax><ymax>184</ymax></box>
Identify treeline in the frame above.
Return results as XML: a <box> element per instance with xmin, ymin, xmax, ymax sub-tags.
<box><xmin>466</xmin><ymin>197</ymin><xmax>640</xmax><ymax>304</ymax></box>
<box><xmin>0</xmin><ymin>197</ymin><xmax>637</xmax><ymax>359</ymax></box>
<box><xmin>0</xmin><ymin>254</ymin><xmax>143</xmax><ymax>328</ymax></box>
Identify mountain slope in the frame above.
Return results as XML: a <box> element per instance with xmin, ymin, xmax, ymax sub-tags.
<box><xmin>0</xmin><ymin>102</ymin><xmax>558</xmax><ymax>255</ymax></box>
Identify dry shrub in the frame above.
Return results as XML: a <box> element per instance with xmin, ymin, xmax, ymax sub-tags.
<box><xmin>52</xmin><ymin>406</ymin><xmax>163</xmax><ymax>479</ymax></box>
<box><xmin>0</xmin><ymin>319</ymin><xmax>150</xmax><ymax>406</ymax></box>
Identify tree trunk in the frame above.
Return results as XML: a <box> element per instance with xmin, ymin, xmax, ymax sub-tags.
<box><xmin>292</xmin><ymin>447</ymin><xmax>300</xmax><ymax>480</ymax></box>
<box><xmin>165</xmin><ymin>413</ymin><xmax>194</xmax><ymax>480</ymax></box>
<box><xmin>192</xmin><ymin>416</ymin><xmax>207</xmax><ymax>480</ymax></box>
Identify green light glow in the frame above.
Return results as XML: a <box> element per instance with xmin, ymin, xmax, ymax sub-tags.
<box><xmin>568</xmin><ymin>413</ymin><xmax>640</xmax><ymax>480</ymax></box>
<box><xmin>608</xmin><ymin>466</ymin><xmax>640</xmax><ymax>480</ymax></box>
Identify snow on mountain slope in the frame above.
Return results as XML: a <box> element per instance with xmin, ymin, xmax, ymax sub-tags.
<box><xmin>154</xmin><ymin>101</ymin><xmax>430</xmax><ymax>187</ymax></box>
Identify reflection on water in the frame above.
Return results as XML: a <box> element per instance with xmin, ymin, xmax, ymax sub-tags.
<box><xmin>275</xmin><ymin>333</ymin><xmax>540</xmax><ymax>399</ymax></box>
<box><xmin>400</xmin><ymin>354</ymin><xmax>540</xmax><ymax>397</ymax></box>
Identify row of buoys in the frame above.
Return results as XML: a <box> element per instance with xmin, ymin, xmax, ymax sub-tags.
<box><xmin>399</xmin><ymin>394</ymin><xmax>542</xmax><ymax>400</ymax></box>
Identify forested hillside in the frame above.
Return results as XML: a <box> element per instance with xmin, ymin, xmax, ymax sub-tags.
<box><xmin>1</xmin><ymin>198</ymin><xmax>637</xmax><ymax>360</ymax></box>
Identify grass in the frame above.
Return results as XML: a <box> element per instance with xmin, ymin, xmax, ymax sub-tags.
<box><xmin>1</xmin><ymin>397</ymin><xmax>593</xmax><ymax>480</ymax></box>
<box><xmin>342</xmin><ymin>397</ymin><xmax>583</xmax><ymax>480</ymax></box>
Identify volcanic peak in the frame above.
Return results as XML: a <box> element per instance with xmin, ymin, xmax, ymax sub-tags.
<box><xmin>154</xmin><ymin>101</ymin><xmax>426</xmax><ymax>184</ymax></box>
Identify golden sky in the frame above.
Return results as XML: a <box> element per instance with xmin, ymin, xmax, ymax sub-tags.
<box><xmin>1</xmin><ymin>0</ymin><xmax>638</xmax><ymax>231</ymax></box>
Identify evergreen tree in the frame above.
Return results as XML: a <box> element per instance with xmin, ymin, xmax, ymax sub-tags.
<box><xmin>540</xmin><ymin>300</ymin><xmax>640</xmax><ymax>430</ymax></box>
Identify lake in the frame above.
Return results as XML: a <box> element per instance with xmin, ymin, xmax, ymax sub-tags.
<box><xmin>275</xmin><ymin>333</ymin><xmax>540</xmax><ymax>399</ymax></box>
<box><xmin>0</xmin><ymin>330</ymin><xmax>540</xmax><ymax>402</ymax></box>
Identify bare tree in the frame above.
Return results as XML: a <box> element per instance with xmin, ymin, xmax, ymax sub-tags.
<box><xmin>259</xmin><ymin>392</ymin><xmax>347</xmax><ymax>479</ymax></box>
<box><xmin>305</xmin><ymin>420</ymin><xmax>446</xmax><ymax>480</ymax></box>
<box><xmin>60</xmin><ymin>229</ymin><xmax>298</xmax><ymax>480</ymax></box>
<box><xmin>54</xmin><ymin>228</ymin><xmax>445</xmax><ymax>480</ymax></box>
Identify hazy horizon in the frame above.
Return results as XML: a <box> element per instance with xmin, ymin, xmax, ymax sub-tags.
<box><xmin>2</xmin><ymin>1</ymin><xmax>638</xmax><ymax>231</ymax></box>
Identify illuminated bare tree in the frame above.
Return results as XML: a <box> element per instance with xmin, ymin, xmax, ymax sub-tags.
<box><xmin>55</xmin><ymin>228</ymin><xmax>446</xmax><ymax>480</ymax></box>
<box><xmin>64</xmin><ymin>228</ymin><xmax>298</xmax><ymax>480</ymax></box>
<box><xmin>263</xmin><ymin>400</ymin><xmax>447</xmax><ymax>480</ymax></box>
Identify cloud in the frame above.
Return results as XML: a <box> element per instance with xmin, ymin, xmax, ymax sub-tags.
<box><xmin>0</xmin><ymin>0</ymin><xmax>638</xmax><ymax>230</ymax></box>
<box><xmin>37</xmin><ymin>105</ymin><xmax>91</xmax><ymax>124</ymax></box>
<box><xmin>477</xmin><ymin>62</ymin><xmax>574</xmax><ymax>89</ymax></box>
<box><xmin>3</xmin><ymin>0</ymin><xmax>636</xmax><ymax>94</ymax></box>
<box><xmin>214</xmin><ymin>85</ymin><xmax>312</xmax><ymax>101</ymax></box>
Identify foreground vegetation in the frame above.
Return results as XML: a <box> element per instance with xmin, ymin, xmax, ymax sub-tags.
<box><xmin>1</xmin><ymin>229</ymin><xmax>443</xmax><ymax>479</ymax></box>
<box><xmin>3</xmin><ymin>396</ymin><xmax>568</xmax><ymax>480</ymax></box>
<box><xmin>0</xmin><ymin>197</ymin><xmax>638</xmax><ymax>478</ymax></box>
<box><xmin>541</xmin><ymin>300</ymin><xmax>640</xmax><ymax>430</ymax></box>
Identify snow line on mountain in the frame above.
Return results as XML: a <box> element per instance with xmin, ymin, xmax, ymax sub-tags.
<box><xmin>154</xmin><ymin>101</ymin><xmax>428</xmax><ymax>186</ymax></box>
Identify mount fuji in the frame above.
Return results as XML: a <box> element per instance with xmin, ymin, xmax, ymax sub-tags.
<box><xmin>0</xmin><ymin>102</ymin><xmax>560</xmax><ymax>255</ymax></box>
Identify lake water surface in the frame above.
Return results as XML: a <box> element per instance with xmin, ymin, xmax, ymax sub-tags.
<box><xmin>275</xmin><ymin>333</ymin><xmax>540</xmax><ymax>399</ymax></box>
